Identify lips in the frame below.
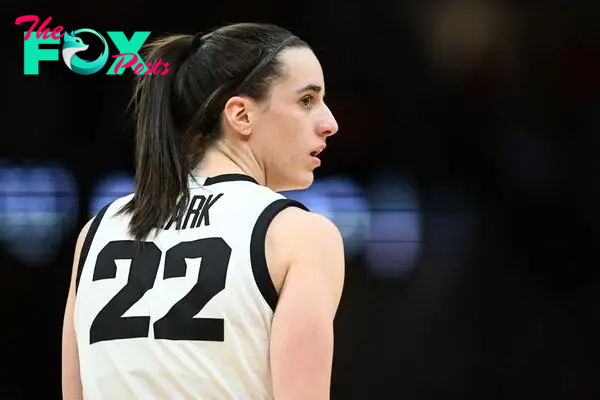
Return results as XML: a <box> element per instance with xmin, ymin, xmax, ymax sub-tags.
<box><xmin>310</xmin><ymin>145</ymin><xmax>326</xmax><ymax>157</ymax></box>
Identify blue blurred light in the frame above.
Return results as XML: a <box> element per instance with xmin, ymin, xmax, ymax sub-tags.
<box><xmin>0</xmin><ymin>163</ymin><xmax>78</xmax><ymax>266</ymax></box>
<box><xmin>90</xmin><ymin>172</ymin><xmax>135</xmax><ymax>217</ymax></box>
<box><xmin>281</xmin><ymin>175</ymin><xmax>370</xmax><ymax>257</ymax></box>
<box><xmin>315</xmin><ymin>176</ymin><xmax>370</xmax><ymax>257</ymax></box>
<box><xmin>281</xmin><ymin>181</ymin><xmax>334</xmax><ymax>219</ymax></box>
<box><xmin>365</xmin><ymin>171</ymin><xmax>422</xmax><ymax>278</ymax></box>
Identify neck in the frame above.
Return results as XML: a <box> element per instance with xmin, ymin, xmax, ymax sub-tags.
<box><xmin>192</xmin><ymin>141</ymin><xmax>266</xmax><ymax>186</ymax></box>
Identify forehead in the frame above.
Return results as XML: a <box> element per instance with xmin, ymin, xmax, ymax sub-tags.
<box><xmin>272</xmin><ymin>47</ymin><xmax>324</xmax><ymax>92</ymax></box>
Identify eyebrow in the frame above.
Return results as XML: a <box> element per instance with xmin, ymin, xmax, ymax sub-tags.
<box><xmin>296</xmin><ymin>84</ymin><xmax>325</xmax><ymax>97</ymax></box>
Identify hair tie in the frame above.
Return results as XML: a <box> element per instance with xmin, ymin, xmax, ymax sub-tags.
<box><xmin>191</xmin><ymin>32</ymin><xmax>204</xmax><ymax>50</ymax></box>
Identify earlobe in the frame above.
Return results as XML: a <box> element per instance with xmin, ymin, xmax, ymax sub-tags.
<box><xmin>224</xmin><ymin>96</ymin><xmax>252</xmax><ymax>136</ymax></box>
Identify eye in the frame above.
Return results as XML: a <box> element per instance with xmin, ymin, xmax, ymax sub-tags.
<box><xmin>300</xmin><ymin>95</ymin><xmax>313</xmax><ymax>108</ymax></box>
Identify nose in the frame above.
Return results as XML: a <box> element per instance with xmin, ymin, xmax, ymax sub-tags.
<box><xmin>317</xmin><ymin>105</ymin><xmax>339</xmax><ymax>138</ymax></box>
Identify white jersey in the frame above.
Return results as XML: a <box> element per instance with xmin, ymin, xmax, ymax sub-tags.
<box><xmin>74</xmin><ymin>173</ymin><xmax>307</xmax><ymax>400</ymax></box>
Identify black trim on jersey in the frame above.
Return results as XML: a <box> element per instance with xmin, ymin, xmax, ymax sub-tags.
<box><xmin>250</xmin><ymin>199</ymin><xmax>309</xmax><ymax>312</ymax></box>
<box><xmin>75</xmin><ymin>202</ymin><xmax>112</xmax><ymax>293</ymax></box>
<box><xmin>204</xmin><ymin>174</ymin><xmax>258</xmax><ymax>186</ymax></box>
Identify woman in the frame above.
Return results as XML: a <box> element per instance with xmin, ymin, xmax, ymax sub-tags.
<box><xmin>62</xmin><ymin>22</ymin><xmax>344</xmax><ymax>400</ymax></box>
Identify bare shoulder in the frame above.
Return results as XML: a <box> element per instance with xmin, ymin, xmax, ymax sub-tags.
<box><xmin>76</xmin><ymin>218</ymin><xmax>94</xmax><ymax>253</ymax></box>
<box><xmin>266</xmin><ymin>206</ymin><xmax>345</xmax><ymax>303</ymax></box>
<box><xmin>63</xmin><ymin>217</ymin><xmax>95</xmax><ymax>400</ymax></box>
<box><xmin>79</xmin><ymin>218</ymin><xmax>94</xmax><ymax>242</ymax></box>
<box><xmin>70</xmin><ymin>217</ymin><xmax>96</xmax><ymax>281</ymax></box>
<box><xmin>269</xmin><ymin>206</ymin><xmax>343</xmax><ymax>247</ymax></box>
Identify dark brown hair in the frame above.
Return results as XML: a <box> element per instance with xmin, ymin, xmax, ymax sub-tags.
<box><xmin>119</xmin><ymin>23</ymin><xmax>308</xmax><ymax>241</ymax></box>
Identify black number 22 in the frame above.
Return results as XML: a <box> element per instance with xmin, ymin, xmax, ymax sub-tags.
<box><xmin>89</xmin><ymin>237</ymin><xmax>231</xmax><ymax>345</ymax></box>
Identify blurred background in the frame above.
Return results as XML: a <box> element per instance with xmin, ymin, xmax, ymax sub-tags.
<box><xmin>3</xmin><ymin>0</ymin><xmax>600</xmax><ymax>398</ymax></box>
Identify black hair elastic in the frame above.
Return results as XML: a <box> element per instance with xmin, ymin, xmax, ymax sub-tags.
<box><xmin>191</xmin><ymin>32</ymin><xmax>204</xmax><ymax>51</ymax></box>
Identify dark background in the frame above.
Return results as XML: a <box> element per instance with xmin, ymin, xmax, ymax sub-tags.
<box><xmin>3</xmin><ymin>1</ymin><xmax>600</xmax><ymax>398</ymax></box>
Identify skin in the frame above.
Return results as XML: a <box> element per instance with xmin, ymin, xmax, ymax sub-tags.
<box><xmin>62</xmin><ymin>219</ymin><xmax>91</xmax><ymax>400</ymax></box>
<box><xmin>199</xmin><ymin>45</ymin><xmax>339</xmax><ymax>191</ymax></box>
<box><xmin>62</xmin><ymin>46</ymin><xmax>344</xmax><ymax>400</ymax></box>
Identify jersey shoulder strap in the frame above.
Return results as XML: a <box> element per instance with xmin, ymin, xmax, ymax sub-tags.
<box><xmin>75</xmin><ymin>201</ymin><xmax>113</xmax><ymax>293</ymax></box>
<box><xmin>249</xmin><ymin>198</ymin><xmax>309</xmax><ymax>311</ymax></box>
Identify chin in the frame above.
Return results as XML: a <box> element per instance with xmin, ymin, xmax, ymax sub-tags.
<box><xmin>273</xmin><ymin>172</ymin><xmax>314</xmax><ymax>192</ymax></box>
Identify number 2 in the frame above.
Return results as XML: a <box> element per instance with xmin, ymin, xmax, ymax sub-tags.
<box><xmin>89</xmin><ymin>237</ymin><xmax>232</xmax><ymax>345</ymax></box>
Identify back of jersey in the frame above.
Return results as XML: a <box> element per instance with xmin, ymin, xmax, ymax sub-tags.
<box><xmin>74</xmin><ymin>174</ymin><xmax>307</xmax><ymax>400</ymax></box>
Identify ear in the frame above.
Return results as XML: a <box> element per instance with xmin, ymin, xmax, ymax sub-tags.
<box><xmin>223</xmin><ymin>96</ymin><xmax>253</xmax><ymax>137</ymax></box>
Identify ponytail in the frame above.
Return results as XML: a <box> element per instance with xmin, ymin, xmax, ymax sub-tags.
<box><xmin>118</xmin><ymin>24</ymin><xmax>307</xmax><ymax>242</ymax></box>
<box><xmin>120</xmin><ymin>34</ymin><xmax>194</xmax><ymax>241</ymax></box>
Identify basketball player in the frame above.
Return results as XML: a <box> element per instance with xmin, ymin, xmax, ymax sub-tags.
<box><xmin>61</xmin><ymin>23</ymin><xmax>344</xmax><ymax>399</ymax></box>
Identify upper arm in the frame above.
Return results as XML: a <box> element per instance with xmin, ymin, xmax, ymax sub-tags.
<box><xmin>268</xmin><ymin>209</ymin><xmax>345</xmax><ymax>400</ymax></box>
<box><xmin>62</xmin><ymin>218</ymin><xmax>94</xmax><ymax>400</ymax></box>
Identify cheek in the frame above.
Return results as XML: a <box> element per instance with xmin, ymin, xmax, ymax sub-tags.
<box><xmin>281</xmin><ymin>126</ymin><xmax>307</xmax><ymax>165</ymax></box>
<box><xmin>271</xmin><ymin>119</ymin><xmax>302</xmax><ymax>153</ymax></box>
<box><xmin>256</xmin><ymin>108</ymin><xmax>308</xmax><ymax>166</ymax></box>
<box><xmin>270</xmin><ymin>134</ymin><xmax>299</xmax><ymax>168</ymax></box>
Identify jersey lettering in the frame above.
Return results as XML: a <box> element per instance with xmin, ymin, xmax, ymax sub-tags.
<box><xmin>163</xmin><ymin>193</ymin><xmax>223</xmax><ymax>230</ymax></box>
<box><xmin>89</xmin><ymin>237</ymin><xmax>232</xmax><ymax>345</ymax></box>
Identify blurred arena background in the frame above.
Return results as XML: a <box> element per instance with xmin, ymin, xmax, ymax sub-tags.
<box><xmin>3</xmin><ymin>1</ymin><xmax>600</xmax><ymax>398</ymax></box>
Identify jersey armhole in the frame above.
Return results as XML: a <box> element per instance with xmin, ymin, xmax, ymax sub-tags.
<box><xmin>75</xmin><ymin>202</ymin><xmax>112</xmax><ymax>293</ymax></box>
<box><xmin>250</xmin><ymin>199</ymin><xmax>309</xmax><ymax>312</ymax></box>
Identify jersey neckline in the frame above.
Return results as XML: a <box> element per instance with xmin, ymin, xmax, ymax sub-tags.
<box><xmin>195</xmin><ymin>173</ymin><xmax>259</xmax><ymax>186</ymax></box>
